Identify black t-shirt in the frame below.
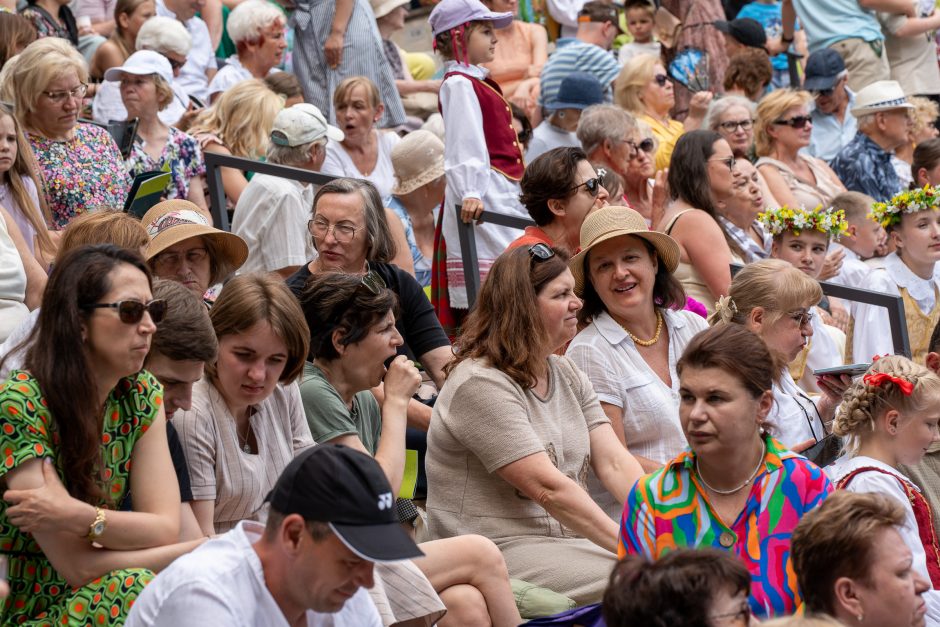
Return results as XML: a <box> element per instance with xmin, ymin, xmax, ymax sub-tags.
<box><xmin>287</xmin><ymin>262</ymin><xmax>451</xmax><ymax>361</ymax></box>
<box><xmin>119</xmin><ymin>420</ymin><xmax>193</xmax><ymax>510</ymax></box>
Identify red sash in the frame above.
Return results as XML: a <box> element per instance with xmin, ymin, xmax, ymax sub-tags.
<box><xmin>837</xmin><ymin>466</ymin><xmax>940</xmax><ymax>587</ymax></box>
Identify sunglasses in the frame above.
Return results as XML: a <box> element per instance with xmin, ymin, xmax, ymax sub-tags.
<box><xmin>653</xmin><ymin>73</ymin><xmax>669</xmax><ymax>87</ymax></box>
<box><xmin>358</xmin><ymin>269</ymin><xmax>386</xmax><ymax>295</ymax></box>
<box><xmin>773</xmin><ymin>115</ymin><xmax>812</xmax><ymax>129</ymax></box>
<box><xmin>84</xmin><ymin>299</ymin><xmax>168</xmax><ymax>324</ymax></box>
<box><xmin>528</xmin><ymin>243</ymin><xmax>555</xmax><ymax>262</ymax></box>
<box><xmin>568</xmin><ymin>177</ymin><xmax>601</xmax><ymax>197</ymax></box>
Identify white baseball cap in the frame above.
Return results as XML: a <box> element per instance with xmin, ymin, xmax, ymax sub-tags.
<box><xmin>104</xmin><ymin>50</ymin><xmax>174</xmax><ymax>85</ymax></box>
<box><xmin>271</xmin><ymin>103</ymin><xmax>345</xmax><ymax>147</ymax></box>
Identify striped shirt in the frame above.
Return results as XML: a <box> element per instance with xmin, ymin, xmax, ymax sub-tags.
<box><xmin>538</xmin><ymin>39</ymin><xmax>620</xmax><ymax>108</ymax></box>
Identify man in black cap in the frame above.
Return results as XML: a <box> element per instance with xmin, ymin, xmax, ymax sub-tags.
<box><xmin>125</xmin><ymin>445</ymin><xmax>424</xmax><ymax>626</ymax></box>
<box><xmin>713</xmin><ymin>17</ymin><xmax>767</xmax><ymax>57</ymax></box>
<box><xmin>804</xmin><ymin>48</ymin><xmax>857</xmax><ymax>162</ymax></box>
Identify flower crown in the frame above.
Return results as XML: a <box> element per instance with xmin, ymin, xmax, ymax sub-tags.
<box><xmin>756</xmin><ymin>205</ymin><xmax>849</xmax><ymax>239</ymax></box>
<box><xmin>868</xmin><ymin>185</ymin><xmax>940</xmax><ymax>229</ymax></box>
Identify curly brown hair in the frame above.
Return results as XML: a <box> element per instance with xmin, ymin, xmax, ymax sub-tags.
<box><xmin>723</xmin><ymin>48</ymin><xmax>773</xmax><ymax>102</ymax></box>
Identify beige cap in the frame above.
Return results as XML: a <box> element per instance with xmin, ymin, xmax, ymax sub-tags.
<box><xmin>371</xmin><ymin>0</ymin><xmax>409</xmax><ymax>19</ymax></box>
<box><xmin>391</xmin><ymin>130</ymin><xmax>445</xmax><ymax>195</ymax></box>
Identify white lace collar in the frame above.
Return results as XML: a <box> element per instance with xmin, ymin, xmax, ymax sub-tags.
<box><xmin>884</xmin><ymin>251</ymin><xmax>938</xmax><ymax>304</ymax></box>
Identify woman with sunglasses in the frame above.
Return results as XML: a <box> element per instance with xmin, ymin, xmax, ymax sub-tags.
<box><xmin>566</xmin><ymin>206</ymin><xmax>707</xmax><ymax>516</ymax></box>
<box><xmin>755</xmin><ymin>89</ymin><xmax>846</xmax><ymax>211</ymax></box>
<box><xmin>511</xmin><ymin>146</ymin><xmax>610</xmax><ymax>252</ymax></box>
<box><xmin>0</xmin><ymin>244</ymin><xmax>205</xmax><ymax>625</ymax></box>
<box><xmin>425</xmin><ymin>244</ymin><xmax>645</xmax><ymax>604</ymax></box>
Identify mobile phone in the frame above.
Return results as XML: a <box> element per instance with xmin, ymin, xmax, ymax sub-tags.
<box><xmin>189</xmin><ymin>95</ymin><xmax>206</xmax><ymax>109</ymax></box>
<box><xmin>803</xmin><ymin>434</ymin><xmax>842</xmax><ymax>468</ymax></box>
<box><xmin>813</xmin><ymin>363</ymin><xmax>871</xmax><ymax>378</ymax></box>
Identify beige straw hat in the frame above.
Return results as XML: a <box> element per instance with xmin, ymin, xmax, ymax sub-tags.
<box><xmin>141</xmin><ymin>200</ymin><xmax>249</xmax><ymax>270</ymax></box>
<box><xmin>391</xmin><ymin>130</ymin><xmax>445</xmax><ymax>196</ymax></box>
<box><xmin>568</xmin><ymin>205</ymin><xmax>680</xmax><ymax>296</ymax></box>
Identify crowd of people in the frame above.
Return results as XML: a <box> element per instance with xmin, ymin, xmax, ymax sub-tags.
<box><xmin>3</xmin><ymin>0</ymin><xmax>940</xmax><ymax>623</ymax></box>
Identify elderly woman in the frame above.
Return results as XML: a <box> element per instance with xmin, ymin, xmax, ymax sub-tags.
<box><xmin>654</xmin><ymin>130</ymin><xmax>736</xmax><ymax>316</ymax></box>
<box><xmin>141</xmin><ymin>200</ymin><xmax>248</xmax><ymax>302</ymax></box>
<box><xmin>11</xmin><ymin>38</ymin><xmax>129</xmax><ymax>229</ymax></box>
<box><xmin>321</xmin><ymin>76</ymin><xmax>401</xmax><ymax>202</ymax></box>
<box><xmin>566</xmin><ymin>206</ymin><xmax>707</xmax><ymax>516</ymax></box>
<box><xmin>717</xmin><ymin>159</ymin><xmax>772</xmax><ymax>263</ymax></box>
<box><xmin>388</xmin><ymin>129</ymin><xmax>445</xmax><ymax>288</ymax></box>
<box><xmin>792</xmin><ymin>491</ymin><xmax>930</xmax><ymax>627</ymax></box>
<box><xmin>620</xmin><ymin>322</ymin><xmax>833</xmax><ymax>620</ymax></box>
<box><xmin>89</xmin><ymin>0</ymin><xmax>155</xmax><ymax>79</ymax></box>
<box><xmin>206</xmin><ymin>0</ymin><xmax>286</xmax><ymax>103</ymax></box>
<box><xmin>511</xmin><ymin>146</ymin><xmax>610</xmax><ymax>252</ymax></box>
<box><xmin>108</xmin><ymin>51</ymin><xmax>206</xmax><ymax>210</ymax></box>
<box><xmin>755</xmin><ymin>89</ymin><xmax>846</xmax><ymax>210</ymax></box>
<box><xmin>614</xmin><ymin>54</ymin><xmax>712</xmax><ymax>172</ymax></box>
<box><xmin>426</xmin><ymin>245</ymin><xmax>645</xmax><ymax>604</ymax></box>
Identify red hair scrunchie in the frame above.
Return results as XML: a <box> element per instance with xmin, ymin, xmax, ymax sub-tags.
<box><xmin>863</xmin><ymin>372</ymin><xmax>914</xmax><ymax>396</ymax></box>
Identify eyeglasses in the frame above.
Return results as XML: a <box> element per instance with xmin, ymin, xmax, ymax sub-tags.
<box><xmin>788</xmin><ymin>309</ymin><xmax>814</xmax><ymax>328</ymax></box>
<box><xmin>528</xmin><ymin>243</ymin><xmax>555</xmax><ymax>262</ymax></box>
<box><xmin>152</xmin><ymin>247</ymin><xmax>208</xmax><ymax>271</ymax></box>
<box><xmin>625</xmin><ymin>137</ymin><xmax>656</xmax><ymax>157</ymax></box>
<box><xmin>709</xmin><ymin>156</ymin><xmax>736</xmax><ymax>172</ymax></box>
<box><xmin>773</xmin><ymin>115</ymin><xmax>812</xmax><ymax>129</ymax></box>
<box><xmin>166</xmin><ymin>57</ymin><xmax>186</xmax><ymax>71</ymax></box>
<box><xmin>41</xmin><ymin>83</ymin><xmax>88</xmax><ymax>104</ymax></box>
<box><xmin>708</xmin><ymin>605</ymin><xmax>751</xmax><ymax>625</ymax></box>
<box><xmin>358</xmin><ymin>269</ymin><xmax>386</xmax><ymax>295</ymax></box>
<box><xmin>719</xmin><ymin>119</ymin><xmax>754</xmax><ymax>132</ymax></box>
<box><xmin>308</xmin><ymin>218</ymin><xmax>365</xmax><ymax>243</ymax></box>
<box><xmin>83</xmin><ymin>299</ymin><xmax>168</xmax><ymax>324</ymax></box>
<box><xmin>653</xmin><ymin>73</ymin><xmax>669</xmax><ymax>87</ymax></box>
<box><xmin>568</xmin><ymin>177</ymin><xmax>601</xmax><ymax>197</ymax></box>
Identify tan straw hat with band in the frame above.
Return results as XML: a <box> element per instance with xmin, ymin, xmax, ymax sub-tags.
<box><xmin>391</xmin><ymin>130</ymin><xmax>445</xmax><ymax>195</ymax></box>
<box><xmin>569</xmin><ymin>206</ymin><xmax>680</xmax><ymax>296</ymax></box>
<box><xmin>142</xmin><ymin>200</ymin><xmax>249</xmax><ymax>270</ymax></box>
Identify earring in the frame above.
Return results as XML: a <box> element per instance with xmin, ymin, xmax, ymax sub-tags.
<box><xmin>889</xmin><ymin>427</ymin><xmax>897</xmax><ymax>435</ymax></box>
<box><xmin>857</xmin><ymin>613</ymin><xmax>863</xmax><ymax>622</ymax></box>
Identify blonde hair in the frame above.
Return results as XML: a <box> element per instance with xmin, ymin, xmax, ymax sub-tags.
<box><xmin>57</xmin><ymin>209</ymin><xmax>150</xmax><ymax>261</ymax></box>
<box><xmin>614</xmin><ymin>53</ymin><xmax>659</xmax><ymax>115</ymax></box>
<box><xmin>710</xmin><ymin>258</ymin><xmax>823</xmax><ymax>327</ymax></box>
<box><xmin>910</xmin><ymin>95</ymin><xmax>939</xmax><ymax>140</ymax></box>
<box><xmin>834</xmin><ymin>355</ymin><xmax>940</xmax><ymax>455</ymax></box>
<box><xmin>333</xmin><ymin>76</ymin><xmax>381</xmax><ymax>112</ymax></box>
<box><xmin>11</xmin><ymin>38</ymin><xmax>89</xmax><ymax>130</ymax></box>
<box><xmin>754</xmin><ymin>89</ymin><xmax>812</xmax><ymax>156</ymax></box>
<box><xmin>189</xmin><ymin>79</ymin><xmax>283</xmax><ymax>159</ymax></box>
<box><xmin>152</xmin><ymin>74</ymin><xmax>174</xmax><ymax>111</ymax></box>
<box><xmin>831</xmin><ymin>191</ymin><xmax>875</xmax><ymax>224</ymax></box>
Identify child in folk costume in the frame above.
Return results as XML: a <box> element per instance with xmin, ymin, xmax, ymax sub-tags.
<box><xmin>828</xmin><ymin>355</ymin><xmax>940</xmax><ymax>621</ymax></box>
<box><xmin>853</xmin><ymin>186</ymin><xmax>940</xmax><ymax>364</ymax></box>
<box><xmin>428</xmin><ymin>0</ymin><xmax>530</xmax><ymax>320</ymax></box>
<box><xmin>759</xmin><ymin>205</ymin><xmax>848</xmax><ymax>394</ymax></box>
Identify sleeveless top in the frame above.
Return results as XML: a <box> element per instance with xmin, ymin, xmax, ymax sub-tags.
<box><xmin>756</xmin><ymin>154</ymin><xmax>843</xmax><ymax>208</ymax></box>
<box><xmin>902</xmin><ymin>285</ymin><xmax>940</xmax><ymax>365</ymax></box>
<box><xmin>665</xmin><ymin>209</ymin><xmax>716</xmax><ymax>316</ymax></box>
<box><xmin>837</xmin><ymin>465</ymin><xmax>940</xmax><ymax>587</ymax></box>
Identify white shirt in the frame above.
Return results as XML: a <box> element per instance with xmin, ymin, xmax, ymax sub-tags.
<box><xmin>795</xmin><ymin>305</ymin><xmax>845</xmax><ymax>395</ymax></box>
<box><xmin>828</xmin><ymin>245</ymin><xmax>874</xmax><ymax>316</ymax></box>
<box><xmin>618</xmin><ymin>41</ymin><xmax>662</xmax><ymax>65</ymax></box>
<box><xmin>155</xmin><ymin>0</ymin><xmax>217</xmax><ymax>100</ymax></box>
<box><xmin>0</xmin><ymin>215</ymin><xmax>28</xmax><ymax>345</ymax></box>
<box><xmin>769</xmin><ymin>368</ymin><xmax>825</xmax><ymax>448</ymax></box>
<box><xmin>125</xmin><ymin>520</ymin><xmax>383</xmax><ymax>627</ymax></box>
<box><xmin>232</xmin><ymin>173</ymin><xmax>317</xmax><ymax>274</ymax></box>
<box><xmin>0</xmin><ymin>308</ymin><xmax>37</xmax><ymax>381</ymax></box>
<box><xmin>321</xmin><ymin>131</ymin><xmax>400</xmax><ymax>203</ymax></box>
<box><xmin>92</xmin><ymin>77</ymin><xmax>190</xmax><ymax>127</ymax></box>
<box><xmin>525</xmin><ymin>120</ymin><xmax>581</xmax><ymax>162</ymax></box>
<box><xmin>208</xmin><ymin>56</ymin><xmax>281</xmax><ymax>99</ymax></box>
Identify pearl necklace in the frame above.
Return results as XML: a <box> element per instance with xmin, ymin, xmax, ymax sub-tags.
<box><xmin>695</xmin><ymin>441</ymin><xmax>766</xmax><ymax>495</ymax></box>
<box><xmin>619</xmin><ymin>310</ymin><xmax>664</xmax><ymax>347</ymax></box>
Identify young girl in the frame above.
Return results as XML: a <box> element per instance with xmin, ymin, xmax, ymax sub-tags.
<box><xmin>828</xmin><ymin>356</ymin><xmax>940</xmax><ymax>618</ymax></box>
<box><xmin>759</xmin><ymin>204</ymin><xmax>847</xmax><ymax>394</ymax></box>
<box><xmin>0</xmin><ymin>103</ymin><xmax>53</xmax><ymax>261</ymax></box>
<box><xmin>853</xmin><ymin>186</ymin><xmax>940</xmax><ymax>364</ymax></box>
<box><xmin>429</xmin><ymin>0</ymin><xmax>530</xmax><ymax>315</ymax></box>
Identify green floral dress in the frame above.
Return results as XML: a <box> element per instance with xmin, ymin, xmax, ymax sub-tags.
<box><xmin>0</xmin><ymin>370</ymin><xmax>162</xmax><ymax>625</ymax></box>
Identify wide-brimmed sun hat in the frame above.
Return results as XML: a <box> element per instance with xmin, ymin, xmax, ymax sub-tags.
<box><xmin>391</xmin><ymin>130</ymin><xmax>444</xmax><ymax>195</ymax></box>
<box><xmin>568</xmin><ymin>205</ymin><xmax>680</xmax><ymax>296</ymax></box>
<box><xmin>141</xmin><ymin>200</ymin><xmax>248</xmax><ymax>270</ymax></box>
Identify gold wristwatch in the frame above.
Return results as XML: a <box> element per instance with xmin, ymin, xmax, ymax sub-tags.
<box><xmin>86</xmin><ymin>507</ymin><xmax>107</xmax><ymax>541</ymax></box>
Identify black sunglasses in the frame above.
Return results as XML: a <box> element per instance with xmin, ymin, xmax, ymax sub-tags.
<box><xmin>653</xmin><ymin>73</ymin><xmax>669</xmax><ymax>87</ymax></box>
<box><xmin>84</xmin><ymin>299</ymin><xmax>168</xmax><ymax>324</ymax></box>
<box><xmin>568</xmin><ymin>177</ymin><xmax>601</xmax><ymax>197</ymax></box>
<box><xmin>773</xmin><ymin>115</ymin><xmax>812</xmax><ymax>129</ymax></box>
<box><xmin>528</xmin><ymin>243</ymin><xmax>555</xmax><ymax>262</ymax></box>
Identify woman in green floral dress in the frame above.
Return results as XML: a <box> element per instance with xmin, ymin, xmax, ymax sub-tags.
<box><xmin>0</xmin><ymin>244</ymin><xmax>203</xmax><ymax>625</ymax></box>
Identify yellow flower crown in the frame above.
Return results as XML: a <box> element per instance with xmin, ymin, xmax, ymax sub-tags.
<box><xmin>757</xmin><ymin>205</ymin><xmax>849</xmax><ymax>239</ymax></box>
<box><xmin>869</xmin><ymin>185</ymin><xmax>940</xmax><ymax>229</ymax></box>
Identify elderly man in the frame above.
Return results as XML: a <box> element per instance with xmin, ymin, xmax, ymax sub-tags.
<box><xmin>232</xmin><ymin>104</ymin><xmax>343</xmax><ymax>277</ymax></box>
<box><xmin>829</xmin><ymin>80</ymin><xmax>913</xmax><ymax>202</ymax></box>
<box><xmin>805</xmin><ymin>49</ymin><xmax>857</xmax><ymax>162</ymax></box>
<box><xmin>156</xmin><ymin>0</ymin><xmax>217</xmax><ymax>100</ymax></box>
<box><xmin>125</xmin><ymin>445</ymin><xmax>423</xmax><ymax>626</ymax></box>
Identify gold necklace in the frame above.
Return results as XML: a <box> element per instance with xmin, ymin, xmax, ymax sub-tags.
<box><xmin>619</xmin><ymin>310</ymin><xmax>664</xmax><ymax>347</ymax></box>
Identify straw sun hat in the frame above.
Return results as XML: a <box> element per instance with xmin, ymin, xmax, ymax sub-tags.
<box><xmin>391</xmin><ymin>130</ymin><xmax>445</xmax><ymax>196</ymax></box>
<box><xmin>141</xmin><ymin>200</ymin><xmax>248</xmax><ymax>269</ymax></box>
<box><xmin>568</xmin><ymin>206</ymin><xmax>680</xmax><ymax>296</ymax></box>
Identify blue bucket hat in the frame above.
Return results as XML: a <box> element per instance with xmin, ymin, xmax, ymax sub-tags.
<box><xmin>548</xmin><ymin>73</ymin><xmax>606</xmax><ymax>111</ymax></box>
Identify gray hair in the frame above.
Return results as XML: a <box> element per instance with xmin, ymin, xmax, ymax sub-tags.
<box><xmin>312</xmin><ymin>178</ymin><xmax>397</xmax><ymax>263</ymax></box>
<box><xmin>704</xmin><ymin>95</ymin><xmax>756</xmax><ymax>132</ymax></box>
<box><xmin>136</xmin><ymin>16</ymin><xmax>192</xmax><ymax>56</ymax></box>
<box><xmin>266</xmin><ymin>139</ymin><xmax>324</xmax><ymax>167</ymax></box>
<box><xmin>856</xmin><ymin>112</ymin><xmax>876</xmax><ymax>132</ymax></box>
<box><xmin>226</xmin><ymin>0</ymin><xmax>285</xmax><ymax>45</ymax></box>
<box><xmin>576</xmin><ymin>104</ymin><xmax>637</xmax><ymax>156</ymax></box>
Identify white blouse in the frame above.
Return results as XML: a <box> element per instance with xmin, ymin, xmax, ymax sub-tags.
<box><xmin>770</xmin><ymin>368</ymin><xmax>825</xmax><ymax>448</ymax></box>
<box><xmin>322</xmin><ymin>130</ymin><xmax>401</xmax><ymax>203</ymax></box>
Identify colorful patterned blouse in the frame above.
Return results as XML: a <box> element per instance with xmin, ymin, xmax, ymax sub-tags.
<box><xmin>28</xmin><ymin>123</ymin><xmax>130</xmax><ymax>229</ymax></box>
<box><xmin>126</xmin><ymin>127</ymin><xmax>206</xmax><ymax>202</ymax></box>
<box><xmin>619</xmin><ymin>436</ymin><xmax>832</xmax><ymax>618</ymax></box>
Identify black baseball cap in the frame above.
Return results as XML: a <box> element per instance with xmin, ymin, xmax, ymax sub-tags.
<box><xmin>713</xmin><ymin>18</ymin><xmax>767</xmax><ymax>49</ymax></box>
<box><xmin>266</xmin><ymin>445</ymin><xmax>424</xmax><ymax>562</ymax></box>
<box><xmin>803</xmin><ymin>48</ymin><xmax>846</xmax><ymax>92</ymax></box>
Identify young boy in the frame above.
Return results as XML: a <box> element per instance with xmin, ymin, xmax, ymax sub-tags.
<box><xmin>618</xmin><ymin>1</ymin><xmax>660</xmax><ymax>65</ymax></box>
<box><xmin>760</xmin><ymin>205</ymin><xmax>849</xmax><ymax>394</ymax></box>
<box><xmin>827</xmin><ymin>191</ymin><xmax>885</xmax><ymax>292</ymax></box>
